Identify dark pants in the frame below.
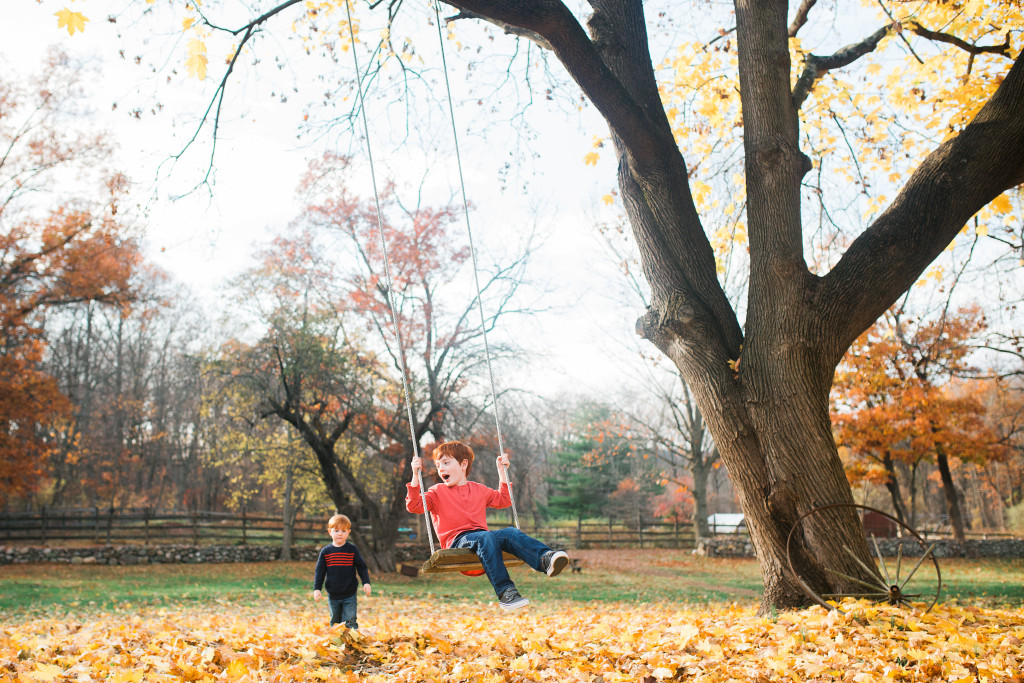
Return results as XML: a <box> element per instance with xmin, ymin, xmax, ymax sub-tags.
<box><xmin>328</xmin><ymin>594</ymin><xmax>358</xmax><ymax>628</ymax></box>
<box><xmin>452</xmin><ymin>527</ymin><xmax>551</xmax><ymax>597</ymax></box>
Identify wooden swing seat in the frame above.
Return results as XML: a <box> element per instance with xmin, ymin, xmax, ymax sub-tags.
<box><xmin>420</xmin><ymin>548</ymin><xmax>525</xmax><ymax>574</ymax></box>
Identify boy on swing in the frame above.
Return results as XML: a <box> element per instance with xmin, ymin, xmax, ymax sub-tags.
<box><xmin>407</xmin><ymin>440</ymin><xmax>569</xmax><ymax>610</ymax></box>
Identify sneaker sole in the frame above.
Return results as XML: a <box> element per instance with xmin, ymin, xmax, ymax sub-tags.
<box><xmin>547</xmin><ymin>554</ymin><xmax>569</xmax><ymax>577</ymax></box>
<box><xmin>500</xmin><ymin>598</ymin><xmax>530</xmax><ymax>610</ymax></box>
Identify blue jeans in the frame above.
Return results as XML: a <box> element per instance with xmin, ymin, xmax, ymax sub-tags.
<box><xmin>328</xmin><ymin>594</ymin><xmax>358</xmax><ymax>629</ymax></box>
<box><xmin>452</xmin><ymin>527</ymin><xmax>552</xmax><ymax>597</ymax></box>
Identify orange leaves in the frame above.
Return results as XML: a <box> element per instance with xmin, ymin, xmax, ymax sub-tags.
<box><xmin>0</xmin><ymin>55</ymin><xmax>140</xmax><ymax>503</ymax></box>
<box><xmin>3</xmin><ymin>599</ymin><xmax>1024</xmax><ymax>682</ymax></box>
<box><xmin>0</xmin><ymin>207</ymin><xmax>137</xmax><ymax>503</ymax></box>
<box><xmin>831</xmin><ymin>308</ymin><xmax>1003</xmax><ymax>474</ymax></box>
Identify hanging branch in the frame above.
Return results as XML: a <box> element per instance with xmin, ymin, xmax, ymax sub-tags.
<box><xmin>704</xmin><ymin>26</ymin><xmax>736</xmax><ymax>51</ymax></box>
<box><xmin>875</xmin><ymin>0</ymin><xmax>924</xmax><ymax>64</ymax></box>
<box><xmin>168</xmin><ymin>0</ymin><xmax>306</xmax><ymax>195</ymax></box>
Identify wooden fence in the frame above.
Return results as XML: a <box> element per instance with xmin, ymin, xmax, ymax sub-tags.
<box><xmin>0</xmin><ymin>508</ymin><xmax>325</xmax><ymax>547</ymax></box>
<box><xmin>0</xmin><ymin>508</ymin><xmax>699</xmax><ymax>550</ymax></box>
<box><xmin>507</xmin><ymin>518</ymin><xmax>697</xmax><ymax>550</ymax></box>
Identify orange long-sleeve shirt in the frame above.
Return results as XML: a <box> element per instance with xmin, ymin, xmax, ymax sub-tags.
<box><xmin>406</xmin><ymin>481</ymin><xmax>511</xmax><ymax>549</ymax></box>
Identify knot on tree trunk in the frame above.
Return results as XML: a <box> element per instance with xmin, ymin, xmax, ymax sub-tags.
<box><xmin>635</xmin><ymin>292</ymin><xmax>695</xmax><ymax>341</ymax></box>
<box><xmin>765</xmin><ymin>478</ymin><xmax>800</xmax><ymax>534</ymax></box>
<box><xmin>587</xmin><ymin>13</ymin><xmax>624</xmax><ymax>56</ymax></box>
<box><xmin>799</xmin><ymin>151</ymin><xmax>813</xmax><ymax>178</ymax></box>
<box><xmin>751</xmin><ymin>138</ymin><xmax>811</xmax><ymax>180</ymax></box>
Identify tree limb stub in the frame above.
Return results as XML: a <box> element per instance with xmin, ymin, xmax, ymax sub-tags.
<box><xmin>635</xmin><ymin>292</ymin><xmax>696</xmax><ymax>341</ymax></box>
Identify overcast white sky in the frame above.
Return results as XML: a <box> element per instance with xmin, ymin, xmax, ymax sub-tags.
<box><xmin>4</xmin><ymin>1</ymin><xmax>668</xmax><ymax>401</ymax></box>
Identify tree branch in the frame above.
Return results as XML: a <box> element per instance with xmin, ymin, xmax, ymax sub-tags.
<box><xmin>446</xmin><ymin>10</ymin><xmax>553</xmax><ymax>50</ymax></box>
<box><xmin>906</xmin><ymin>21</ymin><xmax>1011</xmax><ymax>58</ymax></box>
<box><xmin>440</xmin><ymin>0</ymin><xmax>658</xmax><ymax>162</ymax></box>
<box><xmin>788</xmin><ymin>0</ymin><xmax>817</xmax><ymax>37</ymax></box>
<box><xmin>793</xmin><ymin>12</ymin><xmax>1014</xmax><ymax>111</ymax></box>
<box><xmin>792</xmin><ymin>24</ymin><xmax>891</xmax><ymax>110</ymax></box>
<box><xmin>168</xmin><ymin>0</ymin><xmax>306</xmax><ymax>194</ymax></box>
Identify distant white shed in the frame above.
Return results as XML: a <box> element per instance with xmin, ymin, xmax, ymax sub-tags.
<box><xmin>707</xmin><ymin>513</ymin><xmax>746</xmax><ymax>534</ymax></box>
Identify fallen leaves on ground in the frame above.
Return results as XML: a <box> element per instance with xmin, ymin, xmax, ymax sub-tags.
<box><xmin>1</xmin><ymin>596</ymin><xmax>1021</xmax><ymax>682</ymax></box>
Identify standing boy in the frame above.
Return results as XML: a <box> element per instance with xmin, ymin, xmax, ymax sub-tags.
<box><xmin>312</xmin><ymin>513</ymin><xmax>371</xmax><ymax>629</ymax></box>
<box><xmin>406</xmin><ymin>440</ymin><xmax>569</xmax><ymax>610</ymax></box>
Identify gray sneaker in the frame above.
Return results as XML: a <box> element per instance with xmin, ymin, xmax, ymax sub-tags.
<box><xmin>543</xmin><ymin>550</ymin><xmax>569</xmax><ymax>577</ymax></box>
<box><xmin>498</xmin><ymin>586</ymin><xmax>530</xmax><ymax>610</ymax></box>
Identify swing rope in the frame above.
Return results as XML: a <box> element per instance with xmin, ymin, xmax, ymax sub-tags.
<box><xmin>342</xmin><ymin>1</ymin><xmax>522</xmax><ymax>567</ymax></box>
<box><xmin>342</xmin><ymin>0</ymin><xmax>435</xmax><ymax>555</ymax></box>
<box><xmin>430</xmin><ymin>0</ymin><xmax>520</xmax><ymax>531</ymax></box>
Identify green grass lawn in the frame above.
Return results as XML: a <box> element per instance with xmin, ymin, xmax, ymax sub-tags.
<box><xmin>1</xmin><ymin>549</ymin><xmax>1021</xmax><ymax>623</ymax></box>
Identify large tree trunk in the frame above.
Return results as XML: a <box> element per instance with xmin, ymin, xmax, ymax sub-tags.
<box><xmin>653</xmin><ymin>326</ymin><xmax>875</xmax><ymax>611</ymax></box>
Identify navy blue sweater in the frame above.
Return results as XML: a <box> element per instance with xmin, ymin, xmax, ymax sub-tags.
<box><xmin>313</xmin><ymin>542</ymin><xmax>370</xmax><ymax>599</ymax></box>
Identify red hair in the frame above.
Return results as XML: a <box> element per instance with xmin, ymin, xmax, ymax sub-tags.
<box><xmin>432</xmin><ymin>440</ymin><xmax>475</xmax><ymax>475</ymax></box>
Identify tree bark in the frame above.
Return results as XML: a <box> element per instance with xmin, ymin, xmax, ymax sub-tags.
<box><xmin>690</xmin><ymin>458</ymin><xmax>711</xmax><ymax>540</ymax></box>
<box><xmin>935</xmin><ymin>443</ymin><xmax>966</xmax><ymax>541</ymax></box>
<box><xmin>280</xmin><ymin>465</ymin><xmax>295</xmax><ymax>561</ymax></box>
<box><xmin>881</xmin><ymin>452</ymin><xmax>909</xmax><ymax>525</ymax></box>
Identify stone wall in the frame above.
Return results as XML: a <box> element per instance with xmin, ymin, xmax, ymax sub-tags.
<box><xmin>0</xmin><ymin>543</ymin><xmax>425</xmax><ymax>566</ymax></box>
<box><xmin>696</xmin><ymin>536</ymin><xmax>1024</xmax><ymax>559</ymax></box>
<box><xmin>0</xmin><ymin>544</ymin><xmax>323</xmax><ymax>565</ymax></box>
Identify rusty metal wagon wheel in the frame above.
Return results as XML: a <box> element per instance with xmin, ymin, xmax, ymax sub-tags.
<box><xmin>786</xmin><ymin>503</ymin><xmax>942</xmax><ymax>613</ymax></box>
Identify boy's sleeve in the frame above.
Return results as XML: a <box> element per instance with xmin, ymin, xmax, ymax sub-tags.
<box><xmin>406</xmin><ymin>483</ymin><xmax>434</xmax><ymax>513</ymax></box>
<box><xmin>405</xmin><ymin>483</ymin><xmax>423</xmax><ymax>513</ymax></box>
<box><xmin>313</xmin><ymin>547</ymin><xmax>327</xmax><ymax>591</ymax></box>
<box><xmin>486</xmin><ymin>482</ymin><xmax>512</xmax><ymax>509</ymax></box>
<box><xmin>354</xmin><ymin>547</ymin><xmax>371</xmax><ymax>586</ymax></box>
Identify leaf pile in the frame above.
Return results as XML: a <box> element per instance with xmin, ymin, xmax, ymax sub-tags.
<box><xmin>2</xmin><ymin>596</ymin><xmax>1022</xmax><ymax>681</ymax></box>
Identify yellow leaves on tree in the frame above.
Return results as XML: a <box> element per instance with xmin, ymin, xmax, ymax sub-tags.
<box><xmin>54</xmin><ymin>8</ymin><xmax>88</xmax><ymax>36</ymax></box>
<box><xmin>656</xmin><ymin>0</ymin><xmax>1022</xmax><ymax>268</ymax></box>
<box><xmin>186</xmin><ymin>38</ymin><xmax>209</xmax><ymax>80</ymax></box>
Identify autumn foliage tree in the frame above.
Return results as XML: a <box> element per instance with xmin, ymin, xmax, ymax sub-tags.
<box><xmin>299</xmin><ymin>153</ymin><xmax>530</xmax><ymax>446</ymax></box>
<box><xmin>0</xmin><ymin>51</ymin><xmax>139</xmax><ymax>505</ymax></box>
<box><xmin>832</xmin><ymin>306</ymin><xmax>1010</xmax><ymax>539</ymax></box>
<box><xmin>213</xmin><ymin>226</ymin><xmax>397</xmax><ymax>568</ymax></box>
<box><xmin>215</xmin><ymin>158</ymin><xmax>529</xmax><ymax>568</ymax></box>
